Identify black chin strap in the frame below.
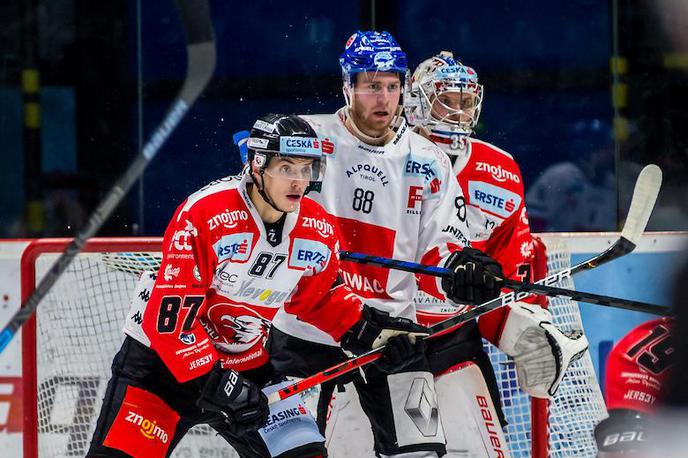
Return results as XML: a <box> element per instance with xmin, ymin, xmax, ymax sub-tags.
<box><xmin>251</xmin><ymin>169</ymin><xmax>287</xmax><ymax>214</ymax></box>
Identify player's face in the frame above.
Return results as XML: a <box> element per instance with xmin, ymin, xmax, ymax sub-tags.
<box><xmin>350</xmin><ymin>72</ymin><xmax>401</xmax><ymax>136</ymax></box>
<box><xmin>262</xmin><ymin>157</ymin><xmax>313</xmax><ymax>212</ymax></box>
<box><xmin>431</xmin><ymin>90</ymin><xmax>477</xmax><ymax>125</ymax></box>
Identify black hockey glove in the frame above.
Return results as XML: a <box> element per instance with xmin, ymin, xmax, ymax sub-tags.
<box><xmin>441</xmin><ymin>247</ymin><xmax>504</xmax><ymax>305</ymax></box>
<box><xmin>341</xmin><ymin>304</ymin><xmax>428</xmax><ymax>373</ymax></box>
<box><xmin>197</xmin><ymin>362</ymin><xmax>269</xmax><ymax>435</ymax></box>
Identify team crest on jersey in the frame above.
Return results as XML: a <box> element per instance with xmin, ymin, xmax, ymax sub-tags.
<box><xmin>468</xmin><ymin>181</ymin><xmax>522</xmax><ymax>218</ymax></box>
<box><xmin>213</xmin><ymin>233</ymin><xmax>254</xmax><ymax>263</ymax></box>
<box><xmin>289</xmin><ymin>238</ymin><xmax>331</xmax><ymax>274</ymax></box>
<box><xmin>204</xmin><ymin>303</ymin><xmax>271</xmax><ymax>354</ymax></box>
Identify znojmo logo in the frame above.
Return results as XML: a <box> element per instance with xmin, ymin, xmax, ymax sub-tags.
<box><xmin>475</xmin><ymin>162</ymin><xmax>520</xmax><ymax>183</ymax></box>
<box><xmin>125</xmin><ymin>411</ymin><xmax>170</xmax><ymax>443</ymax></box>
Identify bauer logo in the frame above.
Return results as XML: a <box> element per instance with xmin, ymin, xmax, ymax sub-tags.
<box><xmin>289</xmin><ymin>238</ymin><xmax>331</xmax><ymax>273</ymax></box>
<box><xmin>253</xmin><ymin>119</ymin><xmax>275</xmax><ymax>133</ymax></box>
<box><xmin>280</xmin><ymin>137</ymin><xmax>321</xmax><ymax>157</ymax></box>
<box><xmin>468</xmin><ymin>181</ymin><xmax>522</xmax><ymax>218</ymax></box>
<box><xmin>247</xmin><ymin>138</ymin><xmax>269</xmax><ymax>149</ymax></box>
<box><xmin>213</xmin><ymin>233</ymin><xmax>254</xmax><ymax>263</ymax></box>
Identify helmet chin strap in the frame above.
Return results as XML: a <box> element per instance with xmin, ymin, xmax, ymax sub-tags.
<box><xmin>250</xmin><ymin>169</ymin><xmax>288</xmax><ymax>214</ymax></box>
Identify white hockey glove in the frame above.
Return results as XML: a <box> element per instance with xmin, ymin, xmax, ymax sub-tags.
<box><xmin>497</xmin><ymin>302</ymin><xmax>589</xmax><ymax>398</ymax></box>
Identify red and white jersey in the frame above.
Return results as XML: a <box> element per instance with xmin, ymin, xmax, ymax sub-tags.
<box><xmin>271</xmin><ymin>110</ymin><xmax>471</xmax><ymax>346</ymax></box>
<box><xmin>415</xmin><ymin>137</ymin><xmax>546</xmax><ymax>339</ymax></box>
<box><xmin>125</xmin><ymin>172</ymin><xmax>363</xmax><ymax>382</ymax></box>
<box><xmin>604</xmin><ymin>317</ymin><xmax>674</xmax><ymax>413</ymax></box>
<box><xmin>455</xmin><ymin>138</ymin><xmax>538</xmax><ymax>283</ymax></box>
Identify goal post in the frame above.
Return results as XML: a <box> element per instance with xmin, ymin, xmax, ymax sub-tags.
<box><xmin>20</xmin><ymin>238</ymin><xmax>162</xmax><ymax>458</ymax></box>
<box><xmin>20</xmin><ymin>236</ymin><xmax>607</xmax><ymax>457</ymax></box>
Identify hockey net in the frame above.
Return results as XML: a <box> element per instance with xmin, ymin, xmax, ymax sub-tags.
<box><xmin>21</xmin><ymin>236</ymin><xmax>607</xmax><ymax>458</ymax></box>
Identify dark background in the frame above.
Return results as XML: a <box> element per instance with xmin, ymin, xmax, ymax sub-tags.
<box><xmin>1</xmin><ymin>0</ymin><xmax>686</xmax><ymax>237</ymax></box>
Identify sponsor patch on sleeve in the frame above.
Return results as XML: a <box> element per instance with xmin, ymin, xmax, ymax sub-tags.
<box><xmin>289</xmin><ymin>238</ymin><xmax>331</xmax><ymax>274</ymax></box>
<box><xmin>468</xmin><ymin>181</ymin><xmax>522</xmax><ymax>218</ymax></box>
<box><xmin>213</xmin><ymin>233</ymin><xmax>254</xmax><ymax>263</ymax></box>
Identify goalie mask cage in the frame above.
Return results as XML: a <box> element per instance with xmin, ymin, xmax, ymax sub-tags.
<box><xmin>21</xmin><ymin>237</ymin><xmax>607</xmax><ymax>458</ymax></box>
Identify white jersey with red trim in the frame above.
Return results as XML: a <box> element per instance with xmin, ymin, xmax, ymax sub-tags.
<box><xmin>271</xmin><ymin>110</ymin><xmax>471</xmax><ymax>346</ymax></box>
<box><xmin>415</xmin><ymin>137</ymin><xmax>546</xmax><ymax>335</ymax></box>
<box><xmin>124</xmin><ymin>172</ymin><xmax>363</xmax><ymax>383</ymax></box>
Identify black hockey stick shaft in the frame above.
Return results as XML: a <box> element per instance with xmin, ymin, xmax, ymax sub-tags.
<box><xmin>268</xmin><ymin>164</ymin><xmax>663</xmax><ymax>403</ymax></box>
<box><xmin>0</xmin><ymin>0</ymin><xmax>216</xmax><ymax>353</ymax></box>
<box><xmin>267</xmin><ymin>237</ymin><xmax>638</xmax><ymax>405</ymax></box>
<box><xmin>339</xmin><ymin>252</ymin><xmax>670</xmax><ymax>316</ymax></box>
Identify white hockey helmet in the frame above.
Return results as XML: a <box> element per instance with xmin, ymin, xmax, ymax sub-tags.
<box><xmin>406</xmin><ymin>51</ymin><xmax>483</xmax><ymax>137</ymax></box>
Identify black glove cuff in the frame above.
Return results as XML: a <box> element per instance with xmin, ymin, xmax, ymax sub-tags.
<box><xmin>341</xmin><ymin>304</ymin><xmax>383</xmax><ymax>354</ymax></box>
<box><xmin>199</xmin><ymin>362</ymin><xmax>244</xmax><ymax>407</ymax></box>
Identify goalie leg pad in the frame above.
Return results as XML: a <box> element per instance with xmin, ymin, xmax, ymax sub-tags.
<box><xmin>425</xmin><ymin>322</ymin><xmax>507</xmax><ymax>426</ymax></box>
<box><xmin>498</xmin><ymin>302</ymin><xmax>589</xmax><ymax>398</ymax></box>
<box><xmin>435</xmin><ymin>362</ymin><xmax>511</xmax><ymax>458</ymax></box>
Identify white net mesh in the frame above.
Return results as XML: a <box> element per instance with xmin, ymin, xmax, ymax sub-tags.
<box><xmin>32</xmin><ymin>248</ymin><xmax>230</xmax><ymax>458</ymax></box>
<box><xmin>27</xmin><ymin>238</ymin><xmax>607</xmax><ymax>457</ymax></box>
<box><xmin>484</xmin><ymin>238</ymin><xmax>608</xmax><ymax>457</ymax></box>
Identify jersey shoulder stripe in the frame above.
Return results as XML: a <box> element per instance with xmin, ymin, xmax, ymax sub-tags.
<box><xmin>179</xmin><ymin>174</ymin><xmax>244</xmax><ymax>218</ymax></box>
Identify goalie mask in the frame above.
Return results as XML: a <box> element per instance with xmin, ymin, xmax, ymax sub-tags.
<box><xmin>406</xmin><ymin>51</ymin><xmax>484</xmax><ymax>143</ymax></box>
<box><xmin>246</xmin><ymin>114</ymin><xmax>326</xmax><ymax>211</ymax></box>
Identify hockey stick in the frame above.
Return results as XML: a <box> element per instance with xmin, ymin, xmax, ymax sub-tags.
<box><xmin>338</xmin><ymin>253</ymin><xmax>670</xmax><ymax>316</ymax></box>
<box><xmin>0</xmin><ymin>0</ymin><xmax>216</xmax><ymax>354</ymax></box>
<box><xmin>266</xmin><ymin>163</ymin><xmax>662</xmax><ymax>404</ymax></box>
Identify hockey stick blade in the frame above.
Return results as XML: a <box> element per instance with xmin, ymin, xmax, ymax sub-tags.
<box><xmin>0</xmin><ymin>0</ymin><xmax>216</xmax><ymax>354</ymax></box>
<box><xmin>268</xmin><ymin>164</ymin><xmax>663</xmax><ymax>403</ymax></box>
<box><xmin>620</xmin><ymin>164</ymin><xmax>662</xmax><ymax>246</ymax></box>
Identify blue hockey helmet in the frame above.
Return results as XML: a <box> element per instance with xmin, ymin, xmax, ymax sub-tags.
<box><xmin>339</xmin><ymin>31</ymin><xmax>408</xmax><ymax>85</ymax></box>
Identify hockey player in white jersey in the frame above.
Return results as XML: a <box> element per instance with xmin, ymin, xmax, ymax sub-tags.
<box><xmin>405</xmin><ymin>51</ymin><xmax>589</xmax><ymax>456</ymax></box>
<box><xmin>267</xmin><ymin>31</ymin><xmax>506</xmax><ymax>458</ymax></box>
